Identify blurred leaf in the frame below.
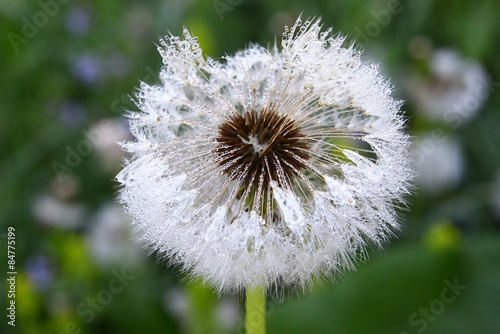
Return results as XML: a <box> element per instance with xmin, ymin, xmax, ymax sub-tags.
<box><xmin>268</xmin><ymin>236</ymin><xmax>500</xmax><ymax>334</ymax></box>
<box><xmin>186</xmin><ymin>279</ymin><xmax>220</xmax><ymax>334</ymax></box>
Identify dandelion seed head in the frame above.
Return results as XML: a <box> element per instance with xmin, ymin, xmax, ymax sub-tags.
<box><xmin>406</xmin><ymin>48</ymin><xmax>489</xmax><ymax>123</ymax></box>
<box><xmin>117</xmin><ymin>18</ymin><xmax>412</xmax><ymax>293</ymax></box>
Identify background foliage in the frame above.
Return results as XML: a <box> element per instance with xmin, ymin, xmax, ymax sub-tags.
<box><xmin>1</xmin><ymin>0</ymin><xmax>499</xmax><ymax>333</ymax></box>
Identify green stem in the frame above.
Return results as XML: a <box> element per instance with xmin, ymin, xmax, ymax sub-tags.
<box><xmin>245</xmin><ymin>285</ymin><xmax>266</xmax><ymax>334</ymax></box>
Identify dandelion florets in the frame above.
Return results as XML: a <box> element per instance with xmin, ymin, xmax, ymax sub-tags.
<box><xmin>116</xmin><ymin>18</ymin><xmax>412</xmax><ymax>293</ymax></box>
<box><xmin>216</xmin><ymin>108</ymin><xmax>310</xmax><ymax>193</ymax></box>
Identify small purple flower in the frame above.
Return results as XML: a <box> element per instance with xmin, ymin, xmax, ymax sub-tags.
<box><xmin>66</xmin><ymin>6</ymin><xmax>92</xmax><ymax>36</ymax></box>
<box><xmin>26</xmin><ymin>255</ymin><xmax>54</xmax><ymax>291</ymax></box>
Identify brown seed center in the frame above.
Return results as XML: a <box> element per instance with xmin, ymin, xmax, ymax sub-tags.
<box><xmin>215</xmin><ymin>109</ymin><xmax>311</xmax><ymax>190</ymax></box>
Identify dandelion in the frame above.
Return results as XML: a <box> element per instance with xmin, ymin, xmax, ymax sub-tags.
<box><xmin>412</xmin><ymin>134</ymin><xmax>464</xmax><ymax>194</ymax></box>
<box><xmin>116</xmin><ymin>17</ymin><xmax>411</xmax><ymax>332</ymax></box>
<box><xmin>405</xmin><ymin>47</ymin><xmax>489</xmax><ymax>124</ymax></box>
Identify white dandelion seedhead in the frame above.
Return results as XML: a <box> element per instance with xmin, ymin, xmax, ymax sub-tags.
<box><xmin>116</xmin><ymin>18</ymin><xmax>412</xmax><ymax>293</ymax></box>
<box><xmin>406</xmin><ymin>48</ymin><xmax>489</xmax><ymax>123</ymax></box>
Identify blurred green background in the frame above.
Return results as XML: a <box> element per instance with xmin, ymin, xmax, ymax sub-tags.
<box><xmin>1</xmin><ymin>0</ymin><xmax>500</xmax><ymax>333</ymax></box>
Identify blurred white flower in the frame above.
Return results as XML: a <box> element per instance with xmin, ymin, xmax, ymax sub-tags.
<box><xmin>87</xmin><ymin>203</ymin><xmax>143</xmax><ymax>267</ymax></box>
<box><xmin>90</xmin><ymin>118</ymin><xmax>132</xmax><ymax>171</ymax></box>
<box><xmin>216</xmin><ymin>296</ymin><xmax>241</xmax><ymax>331</ymax></box>
<box><xmin>163</xmin><ymin>287</ymin><xmax>190</xmax><ymax>331</ymax></box>
<box><xmin>117</xmin><ymin>18</ymin><xmax>411</xmax><ymax>292</ymax></box>
<box><xmin>163</xmin><ymin>286</ymin><xmax>241</xmax><ymax>332</ymax></box>
<box><xmin>492</xmin><ymin>171</ymin><xmax>500</xmax><ymax>220</ymax></box>
<box><xmin>50</xmin><ymin>174</ymin><xmax>80</xmax><ymax>200</ymax></box>
<box><xmin>32</xmin><ymin>193</ymin><xmax>86</xmax><ymax>229</ymax></box>
<box><xmin>412</xmin><ymin>134</ymin><xmax>464</xmax><ymax>194</ymax></box>
<box><xmin>406</xmin><ymin>48</ymin><xmax>489</xmax><ymax>124</ymax></box>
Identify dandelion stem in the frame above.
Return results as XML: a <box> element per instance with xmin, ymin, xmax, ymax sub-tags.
<box><xmin>245</xmin><ymin>285</ymin><xmax>266</xmax><ymax>334</ymax></box>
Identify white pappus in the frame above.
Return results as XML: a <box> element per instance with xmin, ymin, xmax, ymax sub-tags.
<box><xmin>116</xmin><ymin>18</ymin><xmax>412</xmax><ymax>294</ymax></box>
